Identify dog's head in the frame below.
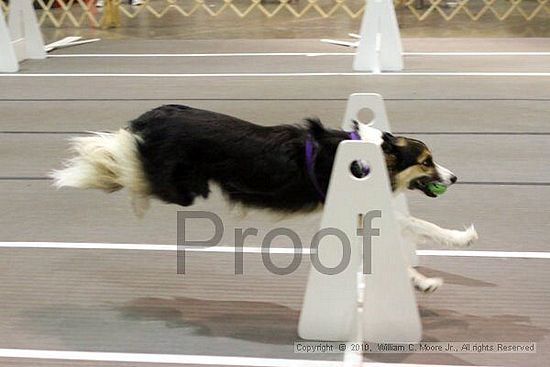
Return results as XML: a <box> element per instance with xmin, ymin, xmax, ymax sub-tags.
<box><xmin>309</xmin><ymin>118</ymin><xmax>456</xmax><ymax>198</ymax></box>
<box><xmin>351</xmin><ymin>122</ymin><xmax>456</xmax><ymax>197</ymax></box>
<box><xmin>378</xmin><ymin>132</ymin><xmax>457</xmax><ymax>197</ymax></box>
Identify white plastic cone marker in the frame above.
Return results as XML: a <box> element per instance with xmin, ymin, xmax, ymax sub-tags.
<box><xmin>298</xmin><ymin>138</ymin><xmax>422</xmax><ymax>342</ymax></box>
<box><xmin>353</xmin><ymin>0</ymin><xmax>403</xmax><ymax>72</ymax></box>
<box><xmin>45</xmin><ymin>36</ymin><xmax>83</xmax><ymax>52</ymax></box>
<box><xmin>44</xmin><ymin>37</ymin><xmax>100</xmax><ymax>52</ymax></box>
<box><xmin>8</xmin><ymin>0</ymin><xmax>46</xmax><ymax>61</ymax></box>
<box><xmin>0</xmin><ymin>11</ymin><xmax>18</xmax><ymax>72</ymax></box>
<box><xmin>342</xmin><ymin>93</ymin><xmax>418</xmax><ymax>266</ymax></box>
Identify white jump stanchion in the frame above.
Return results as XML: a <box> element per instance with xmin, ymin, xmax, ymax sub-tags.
<box><xmin>0</xmin><ymin>9</ymin><xmax>18</xmax><ymax>72</ymax></box>
<box><xmin>298</xmin><ymin>137</ymin><xmax>422</xmax><ymax>342</ymax></box>
<box><xmin>353</xmin><ymin>0</ymin><xmax>403</xmax><ymax>72</ymax></box>
<box><xmin>9</xmin><ymin>0</ymin><xmax>46</xmax><ymax>60</ymax></box>
<box><xmin>342</xmin><ymin>93</ymin><xmax>418</xmax><ymax>267</ymax></box>
<box><xmin>1</xmin><ymin>0</ymin><xmax>46</xmax><ymax>72</ymax></box>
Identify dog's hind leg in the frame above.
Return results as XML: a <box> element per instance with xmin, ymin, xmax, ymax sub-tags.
<box><xmin>168</xmin><ymin>167</ymin><xmax>210</xmax><ymax>207</ymax></box>
<box><xmin>400</xmin><ymin>216</ymin><xmax>478</xmax><ymax>248</ymax></box>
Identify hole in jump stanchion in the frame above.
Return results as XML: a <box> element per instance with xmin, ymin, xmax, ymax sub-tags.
<box><xmin>356</xmin><ymin>108</ymin><xmax>375</xmax><ymax>126</ymax></box>
<box><xmin>349</xmin><ymin>160</ymin><xmax>370</xmax><ymax>179</ymax></box>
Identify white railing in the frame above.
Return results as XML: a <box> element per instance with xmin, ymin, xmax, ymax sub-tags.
<box><xmin>1</xmin><ymin>0</ymin><xmax>549</xmax><ymax>28</ymax></box>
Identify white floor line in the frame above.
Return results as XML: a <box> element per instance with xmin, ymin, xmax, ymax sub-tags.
<box><xmin>46</xmin><ymin>51</ymin><xmax>550</xmax><ymax>58</ymax></box>
<box><xmin>417</xmin><ymin>249</ymin><xmax>550</xmax><ymax>259</ymax></box>
<box><xmin>406</xmin><ymin>52</ymin><xmax>550</xmax><ymax>56</ymax></box>
<box><xmin>48</xmin><ymin>52</ymin><xmax>355</xmax><ymax>57</ymax></box>
<box><xmin>0</xmin><ymin>348</ymin><xmax>486</xmax><ymax>367</ymax></box>
<box><xmin>1</xmin><ymin>242</ymin><xmax>549</xmax><ymax>259</ymax></box>
<box><xmin>1</xmin><ymin>72</ymin><xmax>550</xmax><ymax>77</ymax></box>
<box><xmin>0</xmin><ymin>242</ymin><xmax>310</xmax><ymax>254</ymax></box>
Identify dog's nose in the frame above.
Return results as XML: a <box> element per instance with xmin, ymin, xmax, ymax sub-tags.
<box><xmin>450</xmin><ymin>175</ymin><xmax>457</xmax><ymax>184</ymax></box>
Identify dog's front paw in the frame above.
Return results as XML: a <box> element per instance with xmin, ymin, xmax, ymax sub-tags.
<box><xmin>449</xmin><ymin>225</ymin><xmax>478</xmax><ymax>248</ymax></box>
<box><xmin>414</xmin><ymin>277</ymin><xmax>443</xmax><ymax>293</ymax></box>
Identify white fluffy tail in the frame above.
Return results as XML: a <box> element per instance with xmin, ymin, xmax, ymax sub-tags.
<box><xmin>50</xmin><ymin>129</ymin><xmax>151</xmax><ymax>216</ymax></box>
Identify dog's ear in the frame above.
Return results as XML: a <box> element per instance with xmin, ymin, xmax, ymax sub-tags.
<box><xmin>305</xmin><ymin>117</ymin><xmax>326</xmax><ymax>139</ymax></box>
<box><xmin>381</xmin><ymin>132</ymin><xmax>398</xmax><ymax>154</ymax></box>
<box><xmin>351</xmin><ymin>119</ymin><xmax>360</xmax><ymax>133</ymax></box>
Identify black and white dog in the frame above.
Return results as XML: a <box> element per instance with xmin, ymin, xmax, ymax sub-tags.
<box><xmin>52</xmin><ymin>105</ymin><xmax>477</xmax><ymax>292</ymax></box>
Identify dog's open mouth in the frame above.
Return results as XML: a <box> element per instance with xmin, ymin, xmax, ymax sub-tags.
<box><xmin>409</xmin><ymin>176</ymin><xmax>438</xmax><ymax>198</ymax></box>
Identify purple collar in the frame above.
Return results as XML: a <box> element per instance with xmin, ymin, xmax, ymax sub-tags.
<box><xmin>305</xmin><ymin>131</ymin><xmax>363</xmax><ymax>201</ymax></box>
<box><xmin>348</xmin><ymin>130</ymin><xmax>361</xmax><ymax>141</ymax></box>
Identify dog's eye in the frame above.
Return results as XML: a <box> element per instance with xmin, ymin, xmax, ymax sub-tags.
<box><xmin>421</xmin><ymin>158</ymin><xmax>433</xmax><ymax>167</ymax></box>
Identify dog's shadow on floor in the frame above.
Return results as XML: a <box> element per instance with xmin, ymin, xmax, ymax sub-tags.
<box><xmin>416</xmin><ymin>266</ymin><xmax>497</xmax><ymax>288</ymax></box>
<box><xmin>117</xmin><ymin>296</ymin><xmax>300</xmax><ymax>344</ymax></box>
<box><xmin>117</xmin><ymin>291</ymin><xmax>549</xmax><ymax>349</ymax></box>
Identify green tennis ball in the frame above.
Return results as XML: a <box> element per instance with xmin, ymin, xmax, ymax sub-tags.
<box><xmin>427</xmin><ymin>182</ymin><xmax>447</xmax><ymax>196</ymax></box>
